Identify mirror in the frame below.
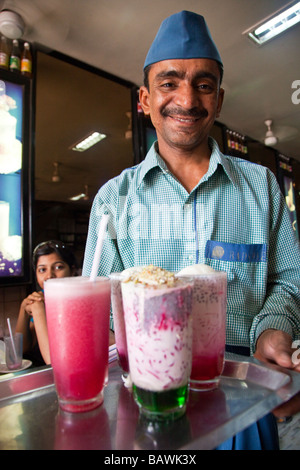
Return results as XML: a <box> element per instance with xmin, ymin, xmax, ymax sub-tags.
<box><xmin>35</xmin><ymin>50</ymin><xmax>134</xmax><ymax>202</ymax></box>
<box><xmin>33</xmin><ymin>50</ymin><xmax>135</xmax><ymax>264</ymax></box>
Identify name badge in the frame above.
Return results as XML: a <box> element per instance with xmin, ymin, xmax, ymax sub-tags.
<box><xmin>205</xmin><ymin>240</ymin><xmax>267</xmax><ymax>263</ymax></box>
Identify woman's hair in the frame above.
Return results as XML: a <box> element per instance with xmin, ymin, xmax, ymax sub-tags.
<box><xmin>32</xmin><ymin>240</ymin><xmax>78</xmax><ymax>272</ymax></box>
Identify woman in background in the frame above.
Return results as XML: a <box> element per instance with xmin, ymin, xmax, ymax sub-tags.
<box><xmin>16</xmin><ymin>240</ymin><xmax>78</xmax><ymax>366</ymax></box>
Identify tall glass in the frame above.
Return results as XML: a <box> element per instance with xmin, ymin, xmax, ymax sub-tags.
<box><xmin>44</xmin><ymin>276</ymin><xmax>111</xmax><ymax>413</ymax></box>
<box><xmin>4</xmin><ymin>332</ymin><xmax>23</xmax><ymax>370</ymax></box>
<box><xmin>109</xmin><ymin>273</ymin><xmax>129</xmax><ymax>374</ymax></box>
<box><xmin>184</xmin><ymin>271</ymin><xmax>227</xmax><ymax>391</ymax></box>
<box><xmin>121</xmin><ymin>271</ymin><xmax>193</xmax><ymax>421</ymax></box>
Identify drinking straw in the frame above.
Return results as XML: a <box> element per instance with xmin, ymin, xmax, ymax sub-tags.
<box><xmin>90</xmin><ymin>213</ymin><xmax>109</xmax><ymax>282</ymax></box>
<box><xmin>6</xmin><ymin>318</ymin><xmax>18</xmax><ymax>362</ymax></box>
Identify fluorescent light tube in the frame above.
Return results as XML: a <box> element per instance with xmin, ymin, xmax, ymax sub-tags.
<box><xmin>71</xmin><ymin>131</ymin><xmax>106</xmax><ymax>152</ymax></box>
<box><xmin>244</xmin><ymin>1</ymin><xmax>300</xmax><ymax>45</ymax></box>
<box><xmin>69</xmin><ymin>193</ymin><xmax>86</xmax><ymax>201</ymax></box>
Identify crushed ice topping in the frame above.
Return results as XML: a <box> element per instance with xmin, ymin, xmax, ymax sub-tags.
<box><xmin>123</xmin><ymin>265</ymin><xmax>177</xmax><ymax>288</ymax></box>
<box><xmin>178</xmin><ymin>264</ymin><xmax>216</xmax><ymax>275</ymax></box>
<box><xmin>121</xmin><ymin>265</ymin><xmax>145</xmax><ymax>280</ymax></box>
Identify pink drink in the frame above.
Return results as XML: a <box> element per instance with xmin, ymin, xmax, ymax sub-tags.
<box><xmin>121</xmin><ymin>266</ymin><xmax>193</xmax><ymax>420</ymax></box>
<box><xmin>179</xmin><ymin>265</ymin><xmax>227</xmax><ymax>391</ymax></box>
<box><xmin>109</xmin><ymin>273</ymin><xmax>129</xmax><ymax>373</ymax></box>
<box><xmin>44</xmin><ymin>276</ymin><xmax>111</xmax><ymax>412</ymax></box>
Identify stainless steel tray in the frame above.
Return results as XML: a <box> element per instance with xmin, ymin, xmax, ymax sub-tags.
<box><xmin>222</xmin><ymin>358</ymin><xmax>291</xmax><ymax>390</ymax></box>
<box><xmin>0</xmin><ymin>353</ymin><xmax>299</xmax><ymax>450</ymax></box>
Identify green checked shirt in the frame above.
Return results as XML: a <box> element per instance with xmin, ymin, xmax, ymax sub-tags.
<box><xmin>83</xmin><ymin>138</ymin><xmax>300</xmax><ymax>353</ymax></box>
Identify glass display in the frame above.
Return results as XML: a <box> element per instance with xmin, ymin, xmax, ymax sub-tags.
<box><xmin>0</xmin><ymin>71</ymin><xmax>31</xmax><ymax>284</ymax></box>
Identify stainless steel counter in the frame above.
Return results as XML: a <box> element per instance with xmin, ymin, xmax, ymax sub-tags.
<box><xmin>0</xmin><ymin>353</ymin><xmax>299</xmax><ymax>450</ymax></box>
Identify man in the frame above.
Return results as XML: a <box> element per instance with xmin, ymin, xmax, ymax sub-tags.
<box><xmin>83</xmin><ymin>11</ymin><xmax>300</xmax><ymax>449</ymax></box>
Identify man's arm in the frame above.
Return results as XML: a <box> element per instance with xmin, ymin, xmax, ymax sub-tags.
<box><xmin>249</xmin><ymin>181</ymin><xmax>300</xmax><ymax>353</ymax></box>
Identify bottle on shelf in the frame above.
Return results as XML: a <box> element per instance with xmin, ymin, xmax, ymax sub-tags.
<box><xmin>242</xmin><ymin>135</ymin><xmax>248</xmax><ymax>156</ymax></box>
<box><xmin>233</xmin><ymin>132</ymin><xmax>239</xmax><ymax>155</ymax></box>
<box><xmin>9</xmin><ymin>39</ymin><xmax>21</xmax><ymax>73</ymax></box>
<box><xmin>21</xmin><ymin>42</ymin><xmax>32</xmax><ymax>77</ymax></box>
<box><xmin>226</xmin><ymin>129</ymin><xmax>231</xmax><ymax>152</ymax></box>
<box><xmin>238</xmin><ymin>133</ymin><xmax>244</xmax><ymax>156</ymax></box>
<box><xmin>230</xmin><ymin>131</ymin><xmax>236</xmax><ymax>155</ymax></box>
<box><xmin>0</xmin><ymin>35</ymin><xmax>10</xmax><ymax>70</ymax></box>
<box><xmin>226</xmin><ymin>127</ymin><xmax>248</xmax><ymax>158</ymax></box>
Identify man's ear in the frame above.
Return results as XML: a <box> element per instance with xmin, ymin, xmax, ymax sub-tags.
<box><xmin>139</xmin><ymin>86</ymin><xmax>151</xmax><ymax>116</ymax></box>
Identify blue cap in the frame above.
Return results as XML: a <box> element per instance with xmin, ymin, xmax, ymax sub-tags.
<box><xmin>144</xmin><ymin>11</ymin><xmax>223</xmax><ymax>69</ymax></box>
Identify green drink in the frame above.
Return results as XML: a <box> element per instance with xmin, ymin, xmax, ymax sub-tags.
<box><xmin>133</xmin><ymin>385</ymin><xmax>188</xmax><ymax>420</ymax></box>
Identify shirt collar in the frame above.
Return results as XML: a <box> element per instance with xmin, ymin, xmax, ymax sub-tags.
<box><xmin>135</xmin><ymin>142</ymin><xmax>166</xmax><ymax>189</ymax></box>
<box><xmin>136</xmin><ymin>137</ymin><xmax>238</xmax><ymax>189</ymax></box>
<box><xmin>206</xmin><ymin>137</ymin><xmax>238</xmax><ymax>188</ymax></box>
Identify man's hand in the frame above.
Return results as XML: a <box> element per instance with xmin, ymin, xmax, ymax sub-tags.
<box><xmin>254</xmin><ymin>329</ymin><xmax>300</xmax><ymax>417</ymax></box>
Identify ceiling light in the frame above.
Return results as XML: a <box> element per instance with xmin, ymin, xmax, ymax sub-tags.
<box><xmin>69</xmin><ymin>185</ymin><xmax>89</xmax><ymax>201</ymax></box>
<box><xmin>70</xmin><ymin>131</ymin><xmax>106</xmax><ymax>152</ymax></box>
<box><xmin>0</xmin><ymin>10</ymin><xmax>25</xmax><ymax>39</ymax></box>
<box><xmin>244</xmin><ymin>1</ymin><xmax>300</xmax><ymax>45</ymax></box>
<box><xmin>69</xmin><ymin>192</ymin><xmax>85</xmax><ymax>201</ymax></box>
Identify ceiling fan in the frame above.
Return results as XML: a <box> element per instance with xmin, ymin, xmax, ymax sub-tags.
<box><xmin>263</xmin><ymin>119</ymin><xmax>298</xmax><ymax>147</ymax></box>
<box><xmin>51</xmin><ymin>162</ymin><xmax>61</xmax><ymax>183</ymax></box>
<box><xmin>264</xmin><ymin>120</ymin><xmax>277</xmax><ymax>146</ymax></box>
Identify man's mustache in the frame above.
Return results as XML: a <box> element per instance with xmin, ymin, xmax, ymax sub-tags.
<box><xmin>161</xmin><ymin>106</ymin><xmax>208</xmax><ymax>119</ymax></box>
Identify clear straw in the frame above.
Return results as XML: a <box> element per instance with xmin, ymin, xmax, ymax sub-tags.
<box><xmin>7</xmin><ymin>318</ymin><xmax>18</xmax><ymax>362</ymax></box>
<box><xmin>90</xmin><ymin>213</ymin><xmax>109</xmax><ymax>282</ymax></box>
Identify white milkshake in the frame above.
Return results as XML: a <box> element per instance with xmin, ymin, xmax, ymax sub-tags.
<box><xmin>121</xmin><ymin>265</ymin><xmax>193</xmax><ymax>420</ymax></box>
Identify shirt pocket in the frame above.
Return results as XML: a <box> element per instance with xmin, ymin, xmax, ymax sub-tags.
<box><xmin>204</xmin><ymin>240</ymin><xmax>268</xmax><ymax>317</ymax></box>
<box><xmin>205</xmin><ymin>240</ymin><xmax>267</xmax><ymax>263</ymax></box>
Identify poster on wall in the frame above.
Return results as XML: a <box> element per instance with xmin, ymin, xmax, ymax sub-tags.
<box><xmin>0</xmin><ymin>72</ymin><xmax>31</xmax><ymax>284</ymax></box>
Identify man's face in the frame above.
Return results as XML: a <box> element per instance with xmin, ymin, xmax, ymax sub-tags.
<box><xmin>139</xmin><ymin>58</ymin><xmax>224</xmax><ymax>154</ymax></box>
